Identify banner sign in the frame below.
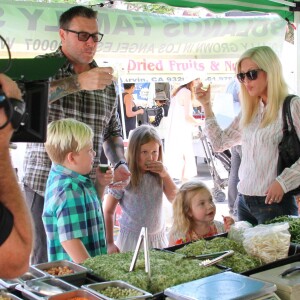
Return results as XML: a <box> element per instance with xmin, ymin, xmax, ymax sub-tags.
<box><xmin>126</xmin><ymin>57</ymin><xmax>237</xmax><ymax>73</ymax></box>
<box><xmin>0</xmin><ymin>1</ymin><xmax>286</xmax><ymax>60</ymax></box>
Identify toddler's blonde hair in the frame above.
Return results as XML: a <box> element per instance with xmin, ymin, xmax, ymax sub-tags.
<box><xmin>169</xmin><ymin>180</ymin><xmax>212</xmax><ymax>241</ymax></box>
<box><xmin>45</xmin><ymin>118</ymin><xmax>94</xmax><ymax>164</ymax></box>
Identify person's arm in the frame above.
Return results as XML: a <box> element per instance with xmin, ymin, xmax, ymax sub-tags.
<box><xmin>194</xmin><ymin>84</ymin><xmax>214</xmax><ymax>118</ymax></box>
<box><xmin>124</xmin><ymin>95</ymin><xmax>143</xmax><ymax>117</ymax></box>
<box><xmin>102</xmin><ymin>136</ymin><xmax>131</xmax><ymax>184</ymax></box>
<box><xmin>0</xmin><ymin>74</ymin><xmax>33</xmax><ymax>279</ymax></box>
<box><xmin>103</xmin><ymin>193</ymin><xmax>120</xmax><ymax>254</ymax></box>
<box><xmin>194</xmin><ymin>83</ymin><xmax>242</xmax><ymax>152</ymax></box>
<box><xmin>222</xmin><ymin>216</ymin><xmax>235</xmax><ymax>232</ymax></box>
<box><xmin>61</xmin><ymin>239</ymin><xmax>90</xmax><ymax>264</ymax></box>
<box><xmin>152</xmin><ymin>107</ymin><xmax>163</xmax><ymax>127</ymax></box>
<box><xmin>162</xmin><ymin>171</ymin><xmax>177</xmax><ymax>202</ymax></box>
<box><xmin>49</xmin><ymin>67</ymin><xmax>114</xmax><ymax>104</ymax></box>
<box><xmin>94</xmin><ymin>166</ymin><xmax>113</xmax><ymax>200</ymax></box>
<box><xmin>145</xmin><ymin>161</ymin><xmax>177</xmax><ymax>202</ymax></box>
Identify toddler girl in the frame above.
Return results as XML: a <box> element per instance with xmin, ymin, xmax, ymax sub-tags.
<box><xmin>104</xmin><ymin>125</ymin><xmax>177</xmax><ymax>253</ymax></box>
<box><xmin>169</xmin><ymin>180</ymin><xmax>234</xmax><ymax>246</ymax></box>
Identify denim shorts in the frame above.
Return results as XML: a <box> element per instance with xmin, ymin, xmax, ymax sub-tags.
<box><xmin>237</xmin><ymin>192</ymin><xmax>298</xmax><ymax>225</ymax></box>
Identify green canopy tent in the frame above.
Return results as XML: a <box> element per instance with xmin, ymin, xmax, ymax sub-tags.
<box><xmin>123</xmin><ymin>0</ymin><xmax>298</xmax><ymax>21</ymax></box>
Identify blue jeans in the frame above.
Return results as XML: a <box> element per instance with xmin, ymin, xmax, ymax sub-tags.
<box><xmin>237</xmin><ymin>192</ymin><xmax>298</xmax><ymax>225</ymax></box>
<box><xmin>227</xmin><ymin>145</ymin><xmax>241</xmax><ymax>215</ymax></box>
<box><xmin>24</xmin><ymin>185</ymin><xmax>48</xmax><ymax>264</ymax></box>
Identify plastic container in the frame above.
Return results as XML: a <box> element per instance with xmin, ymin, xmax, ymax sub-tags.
<box><xmin>82</xmin><ymin>280</ymin><xmax>152</xmax><ymax>300</ymax></box>
<box><xmin>250</xmin><ymin>261</ymin><xmax>300</xmax><ymax>300</ymax></box>
<box><xmin>164</xmin><ymin>271</ymin><xmax>276</xmax><ymax>300</ymax></box>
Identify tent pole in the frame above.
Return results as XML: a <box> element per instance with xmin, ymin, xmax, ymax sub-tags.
<box><xmin>294</xmin><ymin>10</ymin><xmax>300</xmax><ymax>95</ymax></box>
<box><xmin>117</xmin><ymin>76</ymin><xmax>127</xmax><ymax>140</ymax></box>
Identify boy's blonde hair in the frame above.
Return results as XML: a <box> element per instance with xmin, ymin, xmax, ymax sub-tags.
<box><xmin>126</xmin><ymin>125</ymin><xmax>163</xmax><ymax>189</ymax></box>
<box><xmin>45</xmin><ymin>118</ymin><xmax>94</xmax><ymax>164</ymax></box>
<box><xmin>169</xmin><ymin>180</ymin><xmax>212</xmax><ymax>240</ymax></box>
<box><xmin>237</xmin><ymin>46</ymin><xmax>289</xmax><ymax>128</ymax></box>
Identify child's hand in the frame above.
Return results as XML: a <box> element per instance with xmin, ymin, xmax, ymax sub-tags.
<box><xmin>145</xmin><ymin>160</ymin><xmax>168</xmax><ymax>177</ymax></box>
<box><xmin>107</xmin><ymin>242</ymin><xmax>120</xmax><ymax>254</ymax></box>
<box><xmin>96</xmin><ymin>166</ymin><xmax>113</xmax><ymax>187</ymax></box>
<box><xmin>222</xmin><ymin>215</ymin><xmax>235</xmax><ymax>232</ymax></box>
<box><xmin>111</xmin><ymin>163</ymin><xmax>131</xmax><ymax>190</ymax></box>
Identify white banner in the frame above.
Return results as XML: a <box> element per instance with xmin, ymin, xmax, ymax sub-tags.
<box><xmin>0</xmin><ymin>1</ymin><xmax>286</xmax><ymax>60</ymax></box>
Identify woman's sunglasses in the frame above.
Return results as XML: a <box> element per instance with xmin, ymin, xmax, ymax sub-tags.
<box><xmin>237</xmin><ymin>69</ymin><xmax>263</xmax><ymax>83</ymax></box>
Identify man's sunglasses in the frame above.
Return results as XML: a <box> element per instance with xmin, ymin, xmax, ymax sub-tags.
<box><xmin>237</xmin><ymin>69</ymin><xmax>263</xmax><ymax>83</ymax></box>
<box><xmin>63</xmin><ymin>29</ymin><xmax>104</xmax><ymax>43</ymax></box>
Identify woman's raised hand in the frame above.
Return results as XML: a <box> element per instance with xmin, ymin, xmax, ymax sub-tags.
<box><xmin>194</xmin><ymin>83</ymin><xmax>212</xmax><ymax>107</ymax></box>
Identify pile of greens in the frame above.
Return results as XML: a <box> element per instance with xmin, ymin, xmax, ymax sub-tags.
<box><xmin>83</xmin><ymin>250</ymin><xmax>220</xmax><ymax>294</ymax></box>
<box><xmin>265</xmin><ymin>215</ymin><xmax>300</xmax><ymax>244</ymax></box>
<box><xmin>175</xmin><ymin>237</ymin><xmax>263</xmax><ymax>273</ymax></box>
<box><xmin>83</xmin><ymin>237</ymin><xmax>265</xmax><ymax>294</ymax></box>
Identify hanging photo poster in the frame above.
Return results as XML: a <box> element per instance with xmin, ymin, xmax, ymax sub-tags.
<box><xmin>133</xmin><ymin>82</ymin><xmax>151</xmax><ymax>105</ymax></box>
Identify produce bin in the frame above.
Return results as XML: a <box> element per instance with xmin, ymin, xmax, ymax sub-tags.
<box><xmin>62</xmin><ymin>271</ymin><xmax>106</xmax><ymax>287</ymax></box>
<box><xmin>0</xmin><ymin>290</ymin><xmax>23</xmax><ymax>300</ymax></box>
<box><xmin>0</xmin><ymin>266</ymin><xmax>48</xmax><ymax>289</ymax></box>
<box><xmin>15</xmin><ymin>277</ymin><xmax>78</xmax><ymax>300</ymax></box>
<box><xmin>48</xmin><ymin>288</ymin><xmax>103</xmax><ymax>300</ymax></box>
<box><xmin>163</xmin><ymin>234</ymin><xmax>300</xmax><ymax>276</ymax></box>
<box><xmin>32</xmin><ymin>260</ymin><xmax>90</xmax><ymax>283</ymax></box>
<box><xmin>82</xmin><ymin>280</ymin><xmax>152</xmax><ymax>300</ymax></box>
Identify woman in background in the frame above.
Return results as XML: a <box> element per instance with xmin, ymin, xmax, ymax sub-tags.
<box><xmin>165</xmin><ymin>74</ymin><xmax>204</xmax><ymax>183</ymax></box>
<box><xmin>120</xmin><ymin>83</ymin><xmax>144</xmax><ymax>138</ymax></box>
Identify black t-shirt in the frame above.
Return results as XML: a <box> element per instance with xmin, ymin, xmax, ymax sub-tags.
<box><xmin>0</xmin><ymin>202</ymin><xmax>14</xmax><ymax>245</ymax></box>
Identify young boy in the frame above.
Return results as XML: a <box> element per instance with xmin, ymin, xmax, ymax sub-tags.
<box><xmin>43</xmin><ymin>118</ymin><xmax>113</xmax><ymax>263</ymax></box>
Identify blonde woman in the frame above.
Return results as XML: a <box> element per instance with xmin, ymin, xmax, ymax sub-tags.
<box><xmin>196</xmin><ymin>46</ymin><xmax>300</xmax><ymax>225</ymax></box>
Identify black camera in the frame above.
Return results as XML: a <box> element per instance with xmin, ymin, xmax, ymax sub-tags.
<box><xmin>0</xmin><ymin>90</ymin><xmax>26</xmax><ymax>131</ymax></box>
<box><xmin>0</xmin><ymin>57</ymin><xmax>65</xmax><ymax>142</ymax></box>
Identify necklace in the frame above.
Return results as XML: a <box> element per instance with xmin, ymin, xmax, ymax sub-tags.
<box><xmin>191</xmin><ymin>223</ymin><xmax>217</xmax><ymax>239</ymax></box>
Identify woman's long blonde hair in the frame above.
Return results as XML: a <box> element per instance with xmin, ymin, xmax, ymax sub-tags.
<box><xmin>126</xmin><ymin>125</ymin><xmax>163</xmax><ymax>190</ymax></box>
<box><xmin>237</xmin><ymin>46</ymin><xmax>289</xmax><ymax>128</ymax></box>
<box><xmin>169</xmin><ymin>180</ymin><xmax>212</xmax><ymax>240</ymax></box>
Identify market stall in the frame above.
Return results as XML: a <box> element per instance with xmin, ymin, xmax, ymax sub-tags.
<box><xmin>1</xmin><ymin>220</ymin><xmax>300</xmax><ymax>299</ymax></box>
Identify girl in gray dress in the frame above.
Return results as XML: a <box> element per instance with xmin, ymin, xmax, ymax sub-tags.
<box><xmin>104</xmin><ymin>125</ymin><xmax>177</xmax><ymax>253</ymax></box>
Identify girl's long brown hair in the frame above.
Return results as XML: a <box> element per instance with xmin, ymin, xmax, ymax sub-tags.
<box><xmin>126</xmin><ymin>125</ymin><xmax>163</xmax><ymax>190</ymax></box>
